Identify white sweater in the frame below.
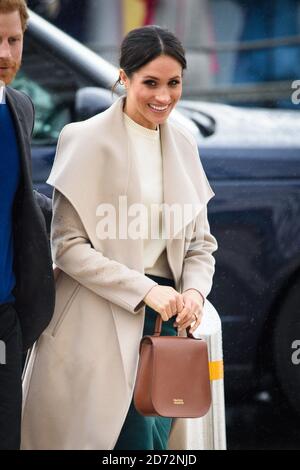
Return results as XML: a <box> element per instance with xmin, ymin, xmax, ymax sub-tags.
<box><xmin>124</xmin><ymin>113</ymin><xmax>172</xmax><ymax>279</ymax></box>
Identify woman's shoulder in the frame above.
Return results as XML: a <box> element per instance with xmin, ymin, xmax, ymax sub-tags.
<box><xmin>58</xmin><ymin>98</ymin><xmax>123</xmax><ymax>145</ymax></box>
<box><xmin>59</xmin><ymin>111</ymin><xmax>109</xmax><ymax>140</ymax></box>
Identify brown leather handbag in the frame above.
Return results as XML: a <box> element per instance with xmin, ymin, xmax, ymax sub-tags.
<box><xmin>134</xmin><ymin>314</ymin><xmax>211</xmax><ymax>418</ymax></box>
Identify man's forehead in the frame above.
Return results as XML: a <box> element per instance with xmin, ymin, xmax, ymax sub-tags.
<box><xmin>0</xmin><ymin>10</ymin><xmax>23</xmax><ymax>31</ymax></box>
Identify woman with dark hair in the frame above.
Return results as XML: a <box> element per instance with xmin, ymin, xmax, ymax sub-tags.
<box><xmin>21</xmin><ymin>26</ymin><xmax>217</xmax><ymax>450</ymax></box>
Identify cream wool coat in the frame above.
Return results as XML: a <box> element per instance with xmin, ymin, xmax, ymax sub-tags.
<box><xmin>21</xmin><ymin>97</ymin><xmax>217</xmax><ymax>450</ymax></box>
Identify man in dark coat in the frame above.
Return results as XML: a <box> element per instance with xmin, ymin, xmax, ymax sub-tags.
<box><xmin>0</xmin><ymin>0</ymin><xmax>55</xmax><ymax>449</ymax></box>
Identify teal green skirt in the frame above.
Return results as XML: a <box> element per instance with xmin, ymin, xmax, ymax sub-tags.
<box><xmin>114</xmin><ymin>275</ymin><xmax>177</xmax><ymax>451</ymax></box>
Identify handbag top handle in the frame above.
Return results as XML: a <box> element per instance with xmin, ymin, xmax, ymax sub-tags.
<box><xmin>154</xmin><ymin>315</ymin><xmax>194</xmax><ymax>338</ymax></box>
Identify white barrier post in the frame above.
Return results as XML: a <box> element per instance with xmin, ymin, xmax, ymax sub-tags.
<box><xmin>169</xmin><ymin>300</ymin><xmax>226</xmax><ymax>450</ymax></box>
<box><xmin>195</xmin><ymin>299</ymin><xmax>227</xmax><ymax>449</ymax></box>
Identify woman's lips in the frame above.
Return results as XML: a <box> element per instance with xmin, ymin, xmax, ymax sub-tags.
<box><xmin>148</xmin><ymin>103</ymin><xmax>170</xmax><ymax>113</ymax></box>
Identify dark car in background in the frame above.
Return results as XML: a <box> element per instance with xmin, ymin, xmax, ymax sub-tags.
<box><xmin>17</xmin><ymin>10</ymin><xmax>300</xmax><ymax>446</ymax></box>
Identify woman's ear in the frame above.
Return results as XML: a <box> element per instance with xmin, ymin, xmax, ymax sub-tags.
<box><xmin>119</xmin><ymin>69</ymin><xmax>128</xmax><ymax>88</ymax></box>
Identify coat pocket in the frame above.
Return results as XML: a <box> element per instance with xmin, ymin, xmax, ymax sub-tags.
<box><xmin>51</xmin><ymin>275</ymin><xmax>81</xmax><ymax>337</ymax></box>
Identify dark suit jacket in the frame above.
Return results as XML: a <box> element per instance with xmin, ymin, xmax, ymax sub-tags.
<box><xmin>6</xmin><ymin>87</ymin><xmax>55</xmax><ymax>351</ymax></box>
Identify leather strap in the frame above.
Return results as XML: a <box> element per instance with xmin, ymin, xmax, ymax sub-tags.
<box><xmin>153</xmin><ymin>314</ymin><xmax>194</xmax><ymax>338</ymax></box>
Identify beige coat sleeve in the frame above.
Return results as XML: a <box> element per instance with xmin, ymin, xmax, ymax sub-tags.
<box><xmin>181</xmin><ymin>206</ymin><xmax>217</xmax><ymax>299</ymax></box>
<box><xmin>51</xmin><ymin>190</ymin><xmax>157</xmax><ymax>313</ymax></box>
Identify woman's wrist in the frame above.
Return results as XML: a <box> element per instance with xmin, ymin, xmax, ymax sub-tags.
<box><xmin>183</xmin><ymin>288</ymin><xmax>205</xmax><ymax>307</ymax></box>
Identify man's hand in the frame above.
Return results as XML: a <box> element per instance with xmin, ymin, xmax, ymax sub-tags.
<box><xmin>33</xmin><ymin>190</ymin><xmax>52</xmax><ymax>234</ymax></box>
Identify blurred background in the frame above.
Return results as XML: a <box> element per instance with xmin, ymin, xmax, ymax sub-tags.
<box><xmin>27</xmin><ymin>0</ymin><xmax>300</xmax><ymax>109</ymax></box>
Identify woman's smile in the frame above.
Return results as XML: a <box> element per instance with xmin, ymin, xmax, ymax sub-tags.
<box><xmin>148</xmin><ymin>103</ymin><xmax>170</xmax><ymax>113</ymax></box>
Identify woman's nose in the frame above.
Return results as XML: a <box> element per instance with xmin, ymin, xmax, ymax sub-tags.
<box><xmin>154</xmin><ymin>90</ymin><xmax>171</xmax><ymax>104</ymax></box>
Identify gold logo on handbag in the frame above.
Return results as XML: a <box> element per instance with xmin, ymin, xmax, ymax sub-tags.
<box><xmin>173</xmin><ymin>399</ymin><xmax>184</xmax><ymax>405</ymax></box>
<box><xmin>134</xmin><ymin>315</ymin><xmax>212</xmax><ymax>418</ymax></box>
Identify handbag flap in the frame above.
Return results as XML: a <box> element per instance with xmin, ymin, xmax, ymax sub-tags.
<box><xmin>150</xmin><ymin>336</ymin><xmax>211</xmax><ymax>418</ymax></box>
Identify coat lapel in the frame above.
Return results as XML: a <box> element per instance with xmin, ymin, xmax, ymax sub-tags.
<box><xmin>160</xmin><ymin>119</ymin><xmax>215</xmax><ymax>286</ymax></box>
<box><xmin>161</xmin><ymin>122</ymin><xmax>205</xmax><ymax>239</ymax></box>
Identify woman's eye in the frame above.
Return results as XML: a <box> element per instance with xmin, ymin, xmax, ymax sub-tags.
<box><xmin>143</xmin><ymin>79</ymin><xmax>181</xmax><ymax>87</ymax></box>
<box><xmin>144</xmin><ymin>80</ymin><xmax>157</xmax><ymax>87</ymax></box>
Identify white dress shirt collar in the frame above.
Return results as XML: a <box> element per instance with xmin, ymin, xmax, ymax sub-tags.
<box><xmin>0</xmin><ymin>85</ymin><xmax>6</xmax><ymax>104</ymax></box>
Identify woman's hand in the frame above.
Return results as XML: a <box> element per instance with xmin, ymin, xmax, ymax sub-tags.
<box><xmin>175</xmin><ymin>289</ymin><xmax>204</xmax><ymax>334</ymax></box>
<box><xmin>143</xmin><ymin>285</ymin><xmax>184</xmax><ymax>321</ymax></box>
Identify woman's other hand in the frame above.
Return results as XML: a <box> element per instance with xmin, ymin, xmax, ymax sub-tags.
<box><xmin>143</xmin><ymin>285</ymin><xmax>184</xmax><ymax>321</ymax></box>
<box><xmin>175</xmin><ymin>289</ymin><xmax>204</xmax><ymax>334</ymax></box>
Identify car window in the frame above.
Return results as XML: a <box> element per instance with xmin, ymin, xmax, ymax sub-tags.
<box><xmin>12</xmin><ymin>72</ymin><xmax>67</xmax><ymax>144</ymax></box>
<box><xmin>13</xmin><ymin>32</ymin><xmax>91</xmax><ymax>145</ymax></box>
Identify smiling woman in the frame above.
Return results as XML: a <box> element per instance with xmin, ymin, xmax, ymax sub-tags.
<box><xmin>21</xmin><ymin>25</ymin><xmax>217</xmax><ymax>451</ymax></box>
